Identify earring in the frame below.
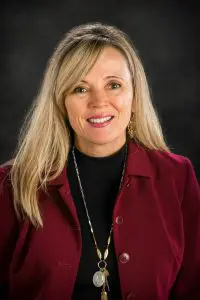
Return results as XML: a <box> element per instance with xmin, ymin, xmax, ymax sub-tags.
<box><xmin>127</xmin><ymin>112</ymin><xmax>135</xmax><ymax>139</ymax></box>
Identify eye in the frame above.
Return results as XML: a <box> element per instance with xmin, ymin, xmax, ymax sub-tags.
<box><xmin>109</xmin><ymin>82</ymin><xmax>121</xmax><ymax>89</ymax></box>
<box><xmin>73</xmin><ymin>86</ymin><xmax>87</xmax><ymax>94</ymax></box>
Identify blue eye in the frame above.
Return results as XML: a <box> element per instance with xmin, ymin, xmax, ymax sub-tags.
<box><xmin>74</xmin><ymin>86</ymin><xmax>87</xmax><ymax>94</ymax></box>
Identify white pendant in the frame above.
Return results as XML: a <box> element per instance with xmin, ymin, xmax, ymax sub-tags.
<box><xmin>93</xmin><ymin>271</ymin><xmax>105</xmax><ymax>287</ymax></box>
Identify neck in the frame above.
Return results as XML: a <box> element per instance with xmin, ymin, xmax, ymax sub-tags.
<box><xmin>74</xmin><ymin>136</ymin><xmax>127</xmax><ymax>158</ymax></box>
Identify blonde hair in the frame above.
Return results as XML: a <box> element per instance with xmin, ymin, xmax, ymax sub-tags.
<box><xmin>11</xmin><ymin>22</ymin><xmax>169</xmax><ymax>227</ymax></box>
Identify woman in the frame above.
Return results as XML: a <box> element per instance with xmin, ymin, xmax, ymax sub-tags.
<box><xmin>0</xmin><ymin>22</ymin><xmax>199</xmax><ymax>300</ymax></box>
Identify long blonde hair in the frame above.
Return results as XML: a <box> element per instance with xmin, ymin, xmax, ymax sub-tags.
<box><xmin>10</xmin><ymin>22</ymin><xmax>169</xmax><ymax>227</ymax></box>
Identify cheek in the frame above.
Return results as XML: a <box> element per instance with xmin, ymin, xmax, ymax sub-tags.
<box><xmin>115</xmin><ymin>93</ymin><xmax>133</xmax><ymax>126</ymax></box>
<box><xmin>65</xmin><ymin>97</ymin><xmax>87</xmax><ymax>114</ymax></box>
<box><xmin>65</xmin><ymin>98</ymin><xmax>78</xmax><ymax>118</ymax></box>
<box><xmin>116</xmin><ymin>93</ymin><xmax>133</xmax><ymax>113</ymax></box>
<box><xmin>64</xmin><ymin>99</ymin><xmax>85</xmax><ymax>131</ymax></box>
<box><xmin>65</xmin><ymin>97</ymin><xmax>75</xmax><ymax>114</ymax></box>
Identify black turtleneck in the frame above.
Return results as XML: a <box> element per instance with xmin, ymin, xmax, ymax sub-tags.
<box><xmin>67</xmin><ymin>142</ymin><xmax>127</xmax><ymax>300</ymax></box>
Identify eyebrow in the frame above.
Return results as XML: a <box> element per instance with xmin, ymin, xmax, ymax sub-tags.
<box><xmin>80</xmin><ymin>75</ymin><xmax>123</xmax><ymax>83</ymax></box>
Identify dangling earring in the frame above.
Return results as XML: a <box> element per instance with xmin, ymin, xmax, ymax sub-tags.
<box><xmin>127</xmin><ymin>111</ymin><xmax>135</xmax><ymax>139</ymax></box>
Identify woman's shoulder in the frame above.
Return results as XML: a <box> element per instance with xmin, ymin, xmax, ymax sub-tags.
<box><xmin>129</xmin><ymin>141</ymin><xmax>200</xmax><ymax>205</ymax></box>
<box><xmin>0</xmin><ymin>163</ymin><xmax>16</xmax><ymax>222</ymax></box>
<box><xmin>128</xmin><ymin>140</ymin><xmax>195</xmax><ymax>180</ymax></box>
<box><xmin>148</xmin><ymin>147</ymin><xmax>191</xmax><ymax>169</ymax></box>
<box><xmin>0</xmin><ymin>162</ymin><xmax>13</xmax><ymax>189</ymax></box>
<box><xmin>148</xmin><ymin>148</ymin><xmax>196</xmax><ymax>184</ymax></box>
<box><xmin>0</xmin><ymin>163</ymin><xmax>20</xmax><ymax>276</ymax></box>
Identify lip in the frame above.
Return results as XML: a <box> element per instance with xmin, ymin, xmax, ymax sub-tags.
<box><xmin>87</xmin><ymin>114</ymin><xmax>114</xmax><ymax>120</ymax></box>
<box><xmin>87</xmin><ymin>117</ymin><xmax>114</xmax><ymax>128</ymax></box>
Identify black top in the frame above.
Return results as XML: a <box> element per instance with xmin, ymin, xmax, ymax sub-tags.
<box><xmin>67</xmin><ymin>142</ymin><xmax>127</xmax><ymax>300</ymax></box>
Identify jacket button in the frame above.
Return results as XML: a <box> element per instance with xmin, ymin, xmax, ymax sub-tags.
<box><xmin>119</xmin><ymin>252</ymin><xmax>130</xmax><ymax>264</ymax></box>
<box><xmin>126</xmin><ymin>293</ymin><xmax>136</xmax><ymax>299</ymax></box>
<box><xmin>115</xmin><ymin>216</ymin><xmax>123</xmax><ymax>224</ymax></box>
<box><xmin>126</xmin><ymin>183</ymin><xmax>130</xmax><ymax>188</ymax></box>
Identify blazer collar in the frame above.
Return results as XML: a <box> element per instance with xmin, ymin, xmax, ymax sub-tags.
<box><xmin>49</xmin><ymin>140</ymin><xmax>153</xmax><ymax>186</ymax></box>
<box><xmin>125</xmin><ymin>141</ymin><xmax>152</xmax><ymax>178</ymax></box>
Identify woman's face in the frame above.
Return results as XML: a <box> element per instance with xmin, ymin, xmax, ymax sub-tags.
<box><xmin>65</xmin><ymin>46</ymin><xmax>133</xmax><ymax>156</ymax></box>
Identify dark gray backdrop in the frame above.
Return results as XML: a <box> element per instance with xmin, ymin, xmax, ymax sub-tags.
<box><xmin>0</xmin><ymin>0</ymin><xmax>199</xmax><ymax>180</ymax></box>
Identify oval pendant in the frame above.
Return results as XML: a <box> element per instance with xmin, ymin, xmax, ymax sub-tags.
<box><xmin>93</xmin><ymin>271</ymin><xmax>105</xmax><ymax>287</ymax></box>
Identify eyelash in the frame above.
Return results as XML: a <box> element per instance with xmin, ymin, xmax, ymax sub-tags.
<box><xmin>110</xmin><ymin>82</ymin><xmax>121</xmax><ymax>89</ymax></box>
<box><xmin>73</xmin><ymin>86</ymin><xmax>87</xmax><ymax>94</ymax></box>
<box><xmin>73</xmin><ymin>82</ymin><xmax>121</xmax><ymax>94</ymax></box>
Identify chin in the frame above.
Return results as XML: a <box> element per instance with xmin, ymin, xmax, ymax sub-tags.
<box><xmin>87</xmin><ymin>135</ymin><xmax>122</xmax><ymax>146</ymax></box>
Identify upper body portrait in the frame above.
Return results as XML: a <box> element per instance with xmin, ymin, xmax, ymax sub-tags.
<box><xmin>0</xmin><ymin>22</ymin><xmax>200</xmax><ymax>300</ymax></box>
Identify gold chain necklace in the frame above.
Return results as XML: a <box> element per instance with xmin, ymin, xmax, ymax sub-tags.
<box><xmin>72</xmin><ymin>143</ymin><xmax>127</xmax><ymax>300</ymax></box>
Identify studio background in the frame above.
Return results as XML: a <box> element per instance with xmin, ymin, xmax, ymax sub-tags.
<box><xmin>0</xmin><ymin>1</ymin><xmax>199</xmax><ymax>180</ymax></box>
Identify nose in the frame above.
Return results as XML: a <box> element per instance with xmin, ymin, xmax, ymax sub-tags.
<box><xmin>88</xmin><ymin>90</ymin><xmax>109</xmax><ymax>108</ymax></box>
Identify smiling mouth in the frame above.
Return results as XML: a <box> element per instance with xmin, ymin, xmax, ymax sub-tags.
<box><xmin>87</xmin><ymin>116</ymin><xmax>114</xmax><ymax>124</ymax></box>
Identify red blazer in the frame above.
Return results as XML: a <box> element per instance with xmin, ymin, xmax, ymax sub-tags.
<box><xmin>0</xmin><ymin>141</ymin><xmax>200</xmax><ymax>300</ymax></box>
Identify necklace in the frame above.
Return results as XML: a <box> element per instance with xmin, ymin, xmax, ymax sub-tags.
<box><xmin>72</xmin><ymin>143</ymin><xmax>128</xmax><ymax>300</ymax></box>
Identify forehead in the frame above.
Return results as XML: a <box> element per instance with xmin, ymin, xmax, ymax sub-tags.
<box><xmin>83</xmin><ymin>46</ymin><xmax>131</xmax><ymax>80</ymax></box>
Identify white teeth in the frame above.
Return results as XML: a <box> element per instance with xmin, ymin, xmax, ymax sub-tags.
<box><xmin>88</xmin><ymin>116</ymin><xmax>113</xmax><ymax>124</ymax></box>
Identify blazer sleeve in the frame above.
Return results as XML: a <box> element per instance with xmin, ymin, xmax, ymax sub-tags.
<box><xmin>170</xmin><ymin>158</ymin><xmax>200</xmax><ymax>299</ymax></box>
<box><xmin>0</xmin><ymin>167</ymin><xmax>19</xmax><ymax>298</ymax></box>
